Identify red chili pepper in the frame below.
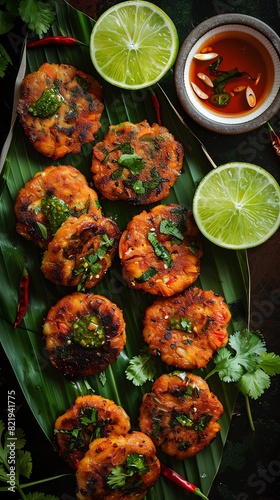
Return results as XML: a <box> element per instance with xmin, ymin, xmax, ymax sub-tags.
<box><xmin>13</xmin><ymin>268</ymin><xmax>30</xmax><ymax>329</ymax></box>
<box><xmin>161</xmin><ymin>463</ymin><xmax>209</xmax><ymax>500</ymax></box>
<box><xmin>27</xmin><ymin>36</ymin><xmax>86</xmax><ymax>48</ymax></box>
<box><xmin>267</xmin><ymin>122</ymin><xmax>280</xmax><ymax>161</ymax></box>
<box><xmin>150</xmin><ymin>89</ymin><xmax>162</xmax><ymax>125</ymax></box>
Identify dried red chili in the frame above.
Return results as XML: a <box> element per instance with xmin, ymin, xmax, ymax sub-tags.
<box><xmin>161</xmin><ymin>463</ymin><xmax>209</xmax><ymax>499</ymax></box>
<box><xmin>267</xmin><ymin>122</ymin><xmax>280</xmax><ymax>161</ymax></box>
<box><xmin>13</xmin><ymin>268</ymin><xmax>30</xmax><ymax>329</ymax></box>
<box><xmin>27</xmin><ymin>36</ymin><xmax>86</xmax><ymax>48</ymax></box>
<box><xmin>150</xmin><ymin>89</ymin><xmax>162</xmax><ymax>125</ymax></box>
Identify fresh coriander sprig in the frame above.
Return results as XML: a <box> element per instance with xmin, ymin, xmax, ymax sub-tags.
<box><xmin>0</xmin><ymin>420</ymin><xmax>70</xmax><ymax>499</ymax></box>
<box><xmin>125</xmin><ymin>347</ymin><xmax>157</xmax><ymax>386</ymax></box>
<box><xmin>205</xmin><ymin>329</ymin><xmax>280</xmax><ymax>430</ymax></box>
<box><xmin>0</xmin><ymin>0</ymin><xmax>56</xmax><ymax>79</ymax></box>
<box><xmin>106</xmin><ymin>453</ymin><xmax>149</xmax><ymax>491</ymax></box>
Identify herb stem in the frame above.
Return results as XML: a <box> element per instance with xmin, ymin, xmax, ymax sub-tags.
<box><xmin>15</xmin><ymin>484</ymin><xmax>28</xmax><ymax>500</ymax></box>
<box><xmin>203</xmin><ymin>367</ymin><xmax>217</xmax><ymax>381</ymax></box>
<box><xmin>244</xmin><ymin>394</ymin><xmax>255</xmax><ymax>432</ymax></box>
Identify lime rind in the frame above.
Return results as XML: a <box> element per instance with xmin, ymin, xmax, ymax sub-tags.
<box><xmin>90</xmin><ymin>1</ymin><xmax>179</xmax><ymax>89</ymax></box>
<box><xmin>192</xmin><ymin>162</ymin><xmax>280</xmax><ymax>250</ymax></box>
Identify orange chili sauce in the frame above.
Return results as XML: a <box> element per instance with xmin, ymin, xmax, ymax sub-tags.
<box><xmin>189</xmin><ymin>31</ymin><xmax>274</xmax><ymax>116</ymax></box>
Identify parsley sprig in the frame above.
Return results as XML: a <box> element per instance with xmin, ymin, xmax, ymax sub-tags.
<box><xmin>205</xmin><ymin>329</ymin><xmax>280</xmax><ymax>430</ymax></box>
<box><xmin>0</xmin><ymin>420</ymin><xmax>70</xmax><ymax>499</ymax></box>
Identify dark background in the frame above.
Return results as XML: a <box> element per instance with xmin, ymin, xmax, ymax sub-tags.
<box><xmin>0</xmin><ymin>1</ymin><xmax>280</xmax><ymax>499</ymax></box>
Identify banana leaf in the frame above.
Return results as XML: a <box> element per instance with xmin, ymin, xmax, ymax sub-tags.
<box><xmin>0</xmin><ymin>0</ymin><xmax>249</xmax><ymax>497</ymax></box>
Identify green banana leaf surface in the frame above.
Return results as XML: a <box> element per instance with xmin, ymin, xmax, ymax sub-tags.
<box><xmin>0</xmin><ymin>1</ymin><xmax>249</xmax><ymax>497</ymax></box>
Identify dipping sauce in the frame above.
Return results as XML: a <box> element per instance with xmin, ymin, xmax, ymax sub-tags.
<box><xmin>189</xmin><ymin>31</ymin><xmax>274</xmax><ymax>116</ymax></box>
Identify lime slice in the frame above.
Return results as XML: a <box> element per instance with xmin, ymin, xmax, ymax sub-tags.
<box><xmin>192</xmin><ymin>162</ymin><xmax>280</xmax><ymax>250</ymax></box>
<box><xmin>89</xmin><ymin>0</ymin><xmax>179</xmax><ymax>90</ymax></box>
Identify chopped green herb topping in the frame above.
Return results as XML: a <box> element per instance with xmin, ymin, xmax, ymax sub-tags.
<box><xmin>134</xmin><ymin>266</ymin><xmax>158</xmax><ymax>283</ymax></box>
<box><xmin>111</xmin><ymin>141</ymin><xmax>134</xmax><ymax>154</ymax></box>
<box><xmin>172</xmin><ymin>413</ymin><xmax>212</xmax><ymax>432</ymax></box>
<box><xmin>170</xmin><ymin>317</ymin><xmax>192</xmax><ymax>332</ymax></box>
<box><xmin>118</xmin><ymin>153</ymin><xmax>145</xmax><ymax>173</ymax></box>
<box><xmin>28</xmin><ymin>86</ymin><xmax>63</xmax><ymax>118</ymax></box>
<box><xmin>41</xmin><ymin>195</ymin><xmax>70</xmax><ymax>235</ymax></box>
<box><xmin>106</xmin><ymin>453</ymin><xmax>149</xmax><ymax>491</ymax></box>
<box><xmin>160</xmin><ymin>219</ymin><xmax>184</xmax><ymax>243</ymax></box>
<box><xmin>147</xmin><ymin>231</ymin><xmax>172</xmax><ymax>267</ymax></box>
<box><xmin>41</xmin><ymin>195</ymin><xmax>90</xmax><ymax>235</ymax></box>
<box><xmin>74</xmin><ymin>74</ymin><xmax>90</xmax><ymax>91</ymax></box>
<box><xmin>36</xmin><ymin>221</ymin><xmax>48</xmax><ymax>240</ymax></box>
<box><xmin>72</xmin><ymin>313</ymin><xmax>105</xmax><ymax>348</ymax></box>
<box><xmin>122</xmin><ymin>167</ymin><xmax>162</xmax><ymax>194</ymax></box>
<box><xmin>74</xmin><ymin>234</ymin><xmax>114</xmax><ymax>291</ymax></box>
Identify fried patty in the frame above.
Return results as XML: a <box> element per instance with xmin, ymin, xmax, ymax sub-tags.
<box><xmin>139</xmin><ymin>372</ymin><xmax>223</xmax><ymax>460</ymax></box>
<box><xmin>119</xmin><ymin>204</ymin><xmax>203</xmax><ymax>296</ymax></box>
<box><xmin>76</xmin><ymin>432</ymin><xmax>160</xmax><ymax>500</ymax></box>
<box><xmin>41</xmin><ymin>214</ymin><xmax>120</xmax><ymax>289</ymax></box>
<box><xmin>43</xmin><ymin>292</ymin><xmax>126</xmax><ymax>377</ymax></box>
<box><xmin>91</xmin><ymin>120</ymin><xmax>184</xmax><ymax>205</ymax></box>
<box><xmin>143</xmin><ymin>286</ymin><xmax>231</xmax><ymax>369</ymax></box>
<box><xmin>14</xmin><ymin>165</ymin><xmax>101</xmax><ymax>249</ymax></box>
<box><xmin>54</xmin><ymin>395</ymin><xmax>131</xmax><ymax>469</ymax></box>
<box><xmin>17</xmin><ymin>63</ymin><xmax>104</xmax><ymax>159</ymax></box>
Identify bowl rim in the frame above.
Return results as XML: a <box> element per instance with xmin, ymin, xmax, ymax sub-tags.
<box><xmin>174</xmin><ymin>13</ymin><xmax>280</xmax><ymax>134</ymax></box>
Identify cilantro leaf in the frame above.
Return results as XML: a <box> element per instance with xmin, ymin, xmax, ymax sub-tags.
<box><xmin>0</xmin><ymin>420</ymin><xmax>67</xmax><ymax>496</ymax></box>
<box><xmin>228</xmin><ymin>329</ymin><xmax>266</xmax><ymax>370</ymax></box>
<box><xmin>118</xmin><ymin>153</ymin><xmax>145</xmax><ymax>173</ymax></box>
<box><xmin>0</xmin><ymin>11</ymin><xmax>15</xmax><ymax>35</ymax></box>
<box><xmin>107</xmin><ymin>465</ymin><xmax>128</xmax><ymax>489</ymax></box>
<box><xmin>211</xmin><ymin>329</ymin><xmax>266</xmax><ymax>383</ymax></box>
<box><xmin>237</xmin><ymin>368</ymin><xmax>271</xmax><ymax>400</ymax></box>
<box><xmin>208</xmin><ymin>328</ymin><xmax>280</xmax><ymax>406</ymax></box>
<box><xmin>259</xmin><ymin>352</ymin><xmax>280</xmax><ymax>375</ymax></box>
<box><xmin>106</xmin><ymin>453</ymin><xmax>148</xmax><ymax>490</ymax></box>
<box><xmin>159</xmin><ymin>219</ymin><xmax>184</xmax><ymax>242</ymax></box>
<box><xmin>125</xmin><ymin>348</ymin><xmax>156</xmax><ymax>386</ymax></box>
<box><xmin>18</xmin><ymin>0</ymin><xmax>56</xmax><ymax>35</ymax></box>
<box><xmin>0</xmin><ymin>463</ymin><xmax>8</xmax><ymax>482</ymax></box>
<box><xmin>14</xmin><ymin>426</ymin><xmax>26</xmax><ymax>450</ymax></box>
<box><xmin>26</xmin><ymin>494</ymin><xmax>59</xmax><ymax>500</ymax></box>
<box><xmin>0</xmin><ymin>43</ymin><xmax>12</xmax><ymax>78</ymax></box>
<box><xmin>212</xmin><ymin>347</ymin><xmax>243</xmax><ymax>382</ymax></box>
<box><xmin>16</xmin><ymin>449</ymin><xmax>32</xmax><ymax>479</ymax></box>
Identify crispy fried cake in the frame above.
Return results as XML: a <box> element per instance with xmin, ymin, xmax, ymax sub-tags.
<box><xmin>17</xmin><ymin>63</ymin><xmax>104</xmax><ymax>159</ymax></box>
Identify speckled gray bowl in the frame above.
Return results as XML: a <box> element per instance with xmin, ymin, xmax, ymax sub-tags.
<box><xmin>174</xmin><ymin>14</ymin><xmax>280</xmax><ymax>134</ymax></box>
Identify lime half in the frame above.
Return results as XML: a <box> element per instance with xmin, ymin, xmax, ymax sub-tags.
<box><xmin>89</xmin><ymin>0</ymin><xmax>179</xmax><ymax>90</ymax></box>
<box><xmin>192</xmin><ymin>162</ymin><xmax>280</xmax><ymax>250</ymax></box>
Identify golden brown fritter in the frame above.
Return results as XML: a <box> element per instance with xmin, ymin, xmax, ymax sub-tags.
<box><xmin>139</xmin><ymin>372</ymin><xmax>223</xmax><ymax>460</ymax></box>
<box><xmin>119</xmin><ymin>204</ymin><xmax>203</xmax><ymax>296</ymax></box>
<box><xmin>76</xmin><ymin>432</ymin><xmax>160</xmax><ymax>500</ymax></box>
<box><xmin>43</xmin><ymin>292</ymin><xmax>126</xmax><ymax>377</ymax></box>
<box><xmin>14</xmin><ymin>165</ymin><xmax>102</xmax><ymax>249</ymax></box>
<box><xmin>91</xmin><ymin>120</ymin><xmax>184</xmax><ymax>205</ymax></box>
<box><xmin>54</xmin><ymin>395</ymin><xmax>131</xmax><ymax>469</ymax></box>
<box><xmin>143</xmin><ymin>286</ymin><xmax>231</xmax><ymax>369</ymax></box>
<box><xmin>17</xmin><ymin>62</ymin><xmax>104</xmax><ymax>159</ymax></box>
<box><xmin>41</xmin><ymin>214</ymin><xmax>120</xmax><ymax>289</ymax></box>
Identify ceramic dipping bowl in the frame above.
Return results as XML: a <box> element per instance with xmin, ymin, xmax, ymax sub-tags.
<box><xmin>174</xmin><ymin>14</ymin><xmax>280</xmax><ymax>134</ymax></box>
